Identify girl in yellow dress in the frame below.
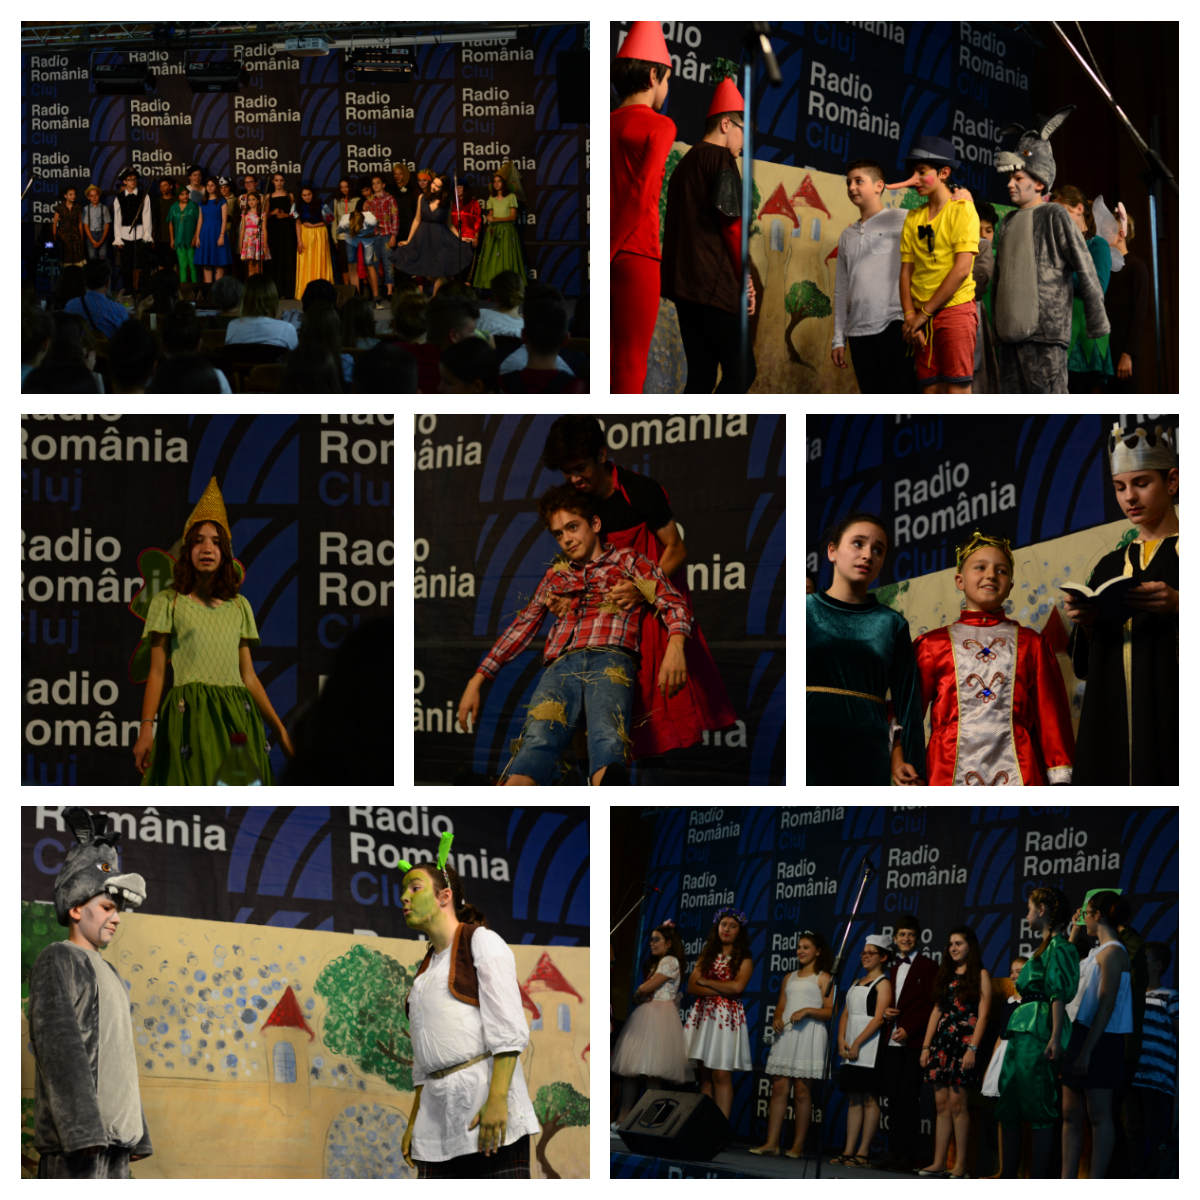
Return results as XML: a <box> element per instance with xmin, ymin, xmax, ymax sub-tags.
<box><xmin>295</xmin><ymin>183</ymin><xmax>333</xmax><ymax>293</ymax></box>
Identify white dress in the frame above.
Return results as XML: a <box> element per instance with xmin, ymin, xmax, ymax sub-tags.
<box><xmin>683</xmin><ymin>952</ymin><xmax>753</xmax><ymax>1072</ymax></box>
<box><xmin>765</xmin><ymin>972</ymin><xmax>829</xmax><ymax>1078</ymax></box>
<box><xmin>611</xmin><ymin>956</ymin><xmax>694</xmax><ymax>1083</ymax></box>
<box><xmin>407</xmin><ymin>928</ymin><xmax>541</xmax><ymax>1162</ymax></box>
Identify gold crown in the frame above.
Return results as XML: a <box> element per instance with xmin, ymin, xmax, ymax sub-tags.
<box><xmin>956</xmin><ymin>529</ymin><xmax>1014</xmax><ymax>574</ymax></box>
<box><xmin>183</xmin><ymin>477</ymin><xmax>232</xmax><ymax>546</ymax></box>
<box><xmin>1109</xmin><ymin>423</ymin><xmax>1176</xmax><ymax>475</ymax></box>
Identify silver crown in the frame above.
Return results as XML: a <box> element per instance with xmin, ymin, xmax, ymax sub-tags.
<box><xmin>1109</xmin><ymin>423</ymin><xmax>1176</xmax><ymax>475</ymax></box>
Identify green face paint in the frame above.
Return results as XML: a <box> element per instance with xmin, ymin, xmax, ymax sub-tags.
<box><xmin>402</xmin><ymin>873</ymin><xmax>442</xmax><ymax>928</ymax></box>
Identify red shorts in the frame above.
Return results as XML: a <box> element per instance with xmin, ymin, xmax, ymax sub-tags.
<box><xmin>914</xmin><ymin>301</ymin><xmax>977</xmax><ymax>388</ymax></box>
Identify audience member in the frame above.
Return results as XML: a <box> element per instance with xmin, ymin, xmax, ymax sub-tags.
<box><xmin>474</xmin><ymin>269</ymin><xmax>525</xmax><ymax>337</ymax></box>
<box><xmin>53</xmin><ymin>264</ymin><xmax>88</xmax><ymax>312</ymax></box>
<box><xmin>282</xmin><ymin>343</ymin><xmax>342</xmax><ymax>393</ymax></box>
<box><xmin>298</xmin><ymin>301</ymin><xmax>353</xmax><ymax>387</ymax></box>
<box><xmin>439</xmin><ymin>337</ymin><xmax>499</xmax><ymax>393</ymax></box>
<box><xmin>63</xmin><ymin>260</ymin><xmax>132</xmax><ymax>339</ymax></box>
<box><xmin>47</xmin><ymin>313</ymin><xmax>105</xmax><ymax>392</ymax></box>
<box><xmin>496</xmin><ymin>283</ymin><xmax>578</xmax><ymax>379</ymax></box>
<box><xmin>22</xmin><ymin>305</ymin><xmax>55</xmax><ymax>385</ymax></box>
<box><xmin>499</xmin><ymin>290</ymin><xmax>585</xmax><ymax>392</ymax></box>
<box><xmin>281</xmin><ymin>278</ymin><xmax>340</xmax><ymax>330</ymax></box>
<box><xmin>340</xmin><ymin>293</ymin><xmax>381</xmax><ymax>349</ymax></box>
<box><xmin>160</xmin><ymin>302</ymin><xmax>234</xmax><ymax>392</ymax></box>
<box><xmin>148</xmin><ymin>354</ymin><xmax>222</xmax><ymax>392</ymax></box>
<box><xmin>225</xmin><ymin>274</ymin><xmax>298</xmax><ymax>350</ymax></box>
<box><xmin>1129</xmin><ymin>941</ymin><xmax>1177</xmax><ymax>1177</ymax></box>
<box><xmin>399</xmin><ymin>293</ymin><xmax>479</xmax><ymax>392</ymax></box>
<box><xmin>352</xmin><ymin>341</ymin><xmax>418</xmax><ymax>394</ymax></box>
<box><xmin>390</xmin><ymin>290</ymin><xmax>428</xmax><ymax>342</ymax></box>
<box><xmin>135</xmin><ymin>268</ymin><xmax>182</xmax><ymax>320</ymax></box>
<box><xmin>22</xmin><ymin>361</ymin><xmax>100</xmax><ymax>393</ymax></box>
<box><xmin>108</xmin><ymin>318</ymin><xmax>159</xmax><ymax>393</ymax></box>
<box><xmin>208</xmin><ymin>275</ymin><xmax>244</xmax><ymax>331</ymax></box>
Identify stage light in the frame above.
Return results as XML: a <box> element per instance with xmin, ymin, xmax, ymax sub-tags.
<box><xmin>278</xmin><ymin>36</ymin><xmax>330</xmax><ymax>57</ymax></box>
<box><xmin>92</xmin><ymin>63</ymin><xmax>156</xmax><ymax>95</ymax></box>
<box><xmin>347</xmin><ymin>46</ymin><xmax>418</xmax><ymax>81</ymax></box>
<box><xmin>184</xmin><ymin>60</ymin><xmax>248</xmax><ymax>93</ymax></box>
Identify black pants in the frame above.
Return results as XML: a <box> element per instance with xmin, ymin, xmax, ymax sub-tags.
<box><xmin>37</xmin><ymin>1148</ymin><xmax>131</xmax><ymax>1179</ymax></box>
<box><xmin>675</xmin><ymin>298</ymin><xmax>757</xmax><ymax>393</ymax></box>
<box><xmin>881</xmin><ymin>1042</ymin><xmax>925</xmax><ymax>1161</ymax></box>
<box><xmin>848</xmin><ymin>320</ymin><xmax>914</xmax><ymax>393</ymax></box>
<box><xmin>415</xmin><ymin>1133</ymin><xmax>531</xmax><ymax>1178</ymax></box>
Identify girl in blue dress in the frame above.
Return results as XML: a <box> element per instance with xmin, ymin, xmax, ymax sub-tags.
<box><xmin>194</xmin><ymin>176</ymin><xmax>233</xmax><ymax>288</ymax></box>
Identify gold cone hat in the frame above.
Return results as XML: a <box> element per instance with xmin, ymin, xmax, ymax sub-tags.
<box><xmin>183</xmin><ymin>476</ymin><xmax>232</xmax><ymax>546</ymax></box>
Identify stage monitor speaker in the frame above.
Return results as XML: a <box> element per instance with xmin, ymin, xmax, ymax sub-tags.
<box><xmin>555</xmin><ymin>50</ymin><xmax>589</xmax><ymax>123</ymax></box>
<box><xmin>616</xmin><ymin>1090</ymin><xmax>732</xmax><ymax>1161</ymax></box>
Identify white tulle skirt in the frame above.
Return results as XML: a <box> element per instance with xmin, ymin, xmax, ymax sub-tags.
<box><xmin>612</xmin><ymin>1000</ymin><xmax>694</xmax><ymax>1083</ymax></box>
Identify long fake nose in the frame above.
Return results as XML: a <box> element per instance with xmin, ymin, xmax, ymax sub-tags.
<box><xmin>885</xmin><ymin>170</ymin><xmax>923</xmax><ymax>191</ymax></box>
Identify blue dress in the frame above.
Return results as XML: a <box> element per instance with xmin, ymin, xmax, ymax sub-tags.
<box><xmin>195</xmin><ymin>198</ymin><xmax>234</xmax><ymax>267</ymax></box>
<box><xmin>389</xmin><ymin>196</ymin><xmax>471</xmax><ymax>277</ymax></box>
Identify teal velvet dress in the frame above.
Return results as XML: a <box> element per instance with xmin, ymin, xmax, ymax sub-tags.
<box><xmin>806</xmin><ymin>591</ymin><xmax>926</xmax><ymax>785</ymax></box>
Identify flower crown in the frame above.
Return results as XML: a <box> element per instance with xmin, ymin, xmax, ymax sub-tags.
<box><xmin>660</xmin><ymin>918</ymin><xmax>676</xmax><ymax>928</ymax></box>
<box><xmin>714</xmin><ymin>906</ymin><xmax>748</xmax><ymax>926</ymax></box>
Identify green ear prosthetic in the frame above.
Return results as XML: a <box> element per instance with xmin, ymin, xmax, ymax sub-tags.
<box><xmin>397</xmin><ymin>859</ymin><xmax>413</xmax><ymax>873</ymax></box>
<box><xmin>437</xmin><ymin>832</ymin><xmax>454</xmax><ymax>871</ymax></box>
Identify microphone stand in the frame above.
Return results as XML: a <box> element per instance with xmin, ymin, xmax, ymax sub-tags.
<box><xmin>737</xmin><ymin>23</ymin><xmax>780</xmax><ymax>393</ymax></box>
<box><xmin>610</xmin><ymin>883</ymin><xmax>657</xmax><ymax>937</ymax></box>
<box><xmin>813</xmin><ymin>857</ymin><xmax>875</xmax><ymax>1179</ymax></box>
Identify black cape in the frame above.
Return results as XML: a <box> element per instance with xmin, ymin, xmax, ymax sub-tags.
<box><xmin>1069</xmin><ymin>533</ymin><xmax>1178</xmax><ymax>785</ymax></box>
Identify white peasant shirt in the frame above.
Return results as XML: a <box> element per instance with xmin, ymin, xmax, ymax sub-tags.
<box><xmin>408</xmin><ymin>927</ymin><xmax>541</xmax><ymax>1161</ymax></box>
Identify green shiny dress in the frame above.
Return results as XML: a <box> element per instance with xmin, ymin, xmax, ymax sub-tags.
<box><xmin>996</xmin><ymin>935</ymin><xmax>1079</xmax><ymax>1128</ymax></box>
<box><xmin>140</xmin><ymin>588</ymin><xmax>276</xmax><ymax>786</ymax></box>
<box><xmin>806</xmin><ymin>591</ymin><xmax>926</xmax><ymax>785</ymax></box>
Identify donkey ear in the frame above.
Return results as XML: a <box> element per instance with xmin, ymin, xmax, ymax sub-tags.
<box><xmin>1039</xmin><ymin>106</ymin><xmax>1076</xmax><ymax>141</ymax></box>
<box><xmin>996</xmin><ymin>122</ymin><xmax>1028</xmax><ymax>141</ymax></box>
<box><xmin>63</xmin><ymin>806</ymin><xmax>96</xmax><ymax>846</ymax></box>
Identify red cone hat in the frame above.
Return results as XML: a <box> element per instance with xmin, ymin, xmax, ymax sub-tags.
<box><xmin>707</xmin><ymin>77</ymin><xmax>746</xmax><ymax>118</ymax></box>
<box><xmin>616</xmin><ymin>22</ymin><xmax>671</xmax><ymax>68</ymax></box>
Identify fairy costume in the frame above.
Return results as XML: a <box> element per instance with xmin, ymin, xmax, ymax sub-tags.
<box><xmin>807</xmin><ymin>590</ymin><xmax>926</xmax><ymax>785</ymax></box>
<box><xmin>995</xmin><ymin>935</ymin><xmax>1079</xmax><ymax>1128</ymax></box>
<box><xmin>611</xmin><ymin>953</ymin><xmax>693</xmax><ymax>1084</ymax></box>
<box><xmin>128</xmin><ymin>477</ymin><xmax>276</xmax><ymax>786</ymax></box>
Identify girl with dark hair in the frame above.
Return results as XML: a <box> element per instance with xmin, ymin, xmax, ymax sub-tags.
<box><xmin>611</xmin><ymin>921</ymin><xmax>693</xmax><ymax>1125</ymax></box>
<box><xmin>996</xmin><ymin>886</ymin><xmax>1079</xmax><ymax>1178</ymax></box>
<box><xmin>265</xmin><ymin>172</ymin><xmax>298</xmax><ymax>300</ymax></box>
<box><xmin>295</xmin><ymin>182</ymin><xmax>334</xmax><ymax>292</ymax></box>
<box><xmin>917</xmin><ymin>927</ymin><xmax>991</xmax><ymax>1177</ymax></box>
<box><xmin>473</xmin><ymin>171</ymin><xmax>526</xmax><ymax>291</ymax></box>
<box><xmin>831</xmin><ymin>935</ymin><xmax>894</xmax><ymax>1168</ymax></box>
<box><xmin>683</xmin><ymin>907</ymin><xmax>753</xmax><ymax>1119</ymax></box>
<box><xmin>390</xmin><ymin>173</ymin><xmax>470</xmax><ymax>282</ymax></box>
<box><xmin>194</xmin><ymin>177</ymin><xmax>232</xmax><ymax>288</ymax></box>
<box><xmin>807</xmin><ymin>512</ymin><xmax>926</xmax><ymax>785</ymax></box>
<box><xmin>752</xmin><ymin>931</ymin><xmax>833</xmax><ymax>1158</ymax></box>
<box><xmin>130</xmin><ymin>478</ymin><xmax>295</xmax><ymax>783</ymax></box>
<box><xmin>53</xmin><ymin>185</ymin><xmax>86</xmax><ymax>268</ymax></box>
<box><xmin>399</xmin><ymin>843</ymin><xmax>540</xmax><ymax>1178</ymax></box>
<box><xmin>1051</xmin><ymin>184</ymin><xmax>1113</xmax><ymax>393</ymax></box>
<box><xmin>1061</xmin><ymin>890</ymin><xmax>1134</xmax><ymax>1178</ymax></box>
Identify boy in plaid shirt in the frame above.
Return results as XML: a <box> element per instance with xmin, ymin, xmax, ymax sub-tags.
<box><xmin>458</xmin><ymin>485</ymin><xmax>692</xmax><ymax>785</ymax></box>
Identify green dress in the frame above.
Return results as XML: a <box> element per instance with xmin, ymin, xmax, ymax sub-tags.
<box><xmin>472</xmin><ymin>193</ymin><xmax>526</xmax><ymax>288</ymax></box>
<box><xmin>140</xmin><ymin>587</ymin><xmax>276</xmax><ymax>786</ymax></box>
<box><xmin>996</xmin><ymin>935</ymin><xmax>1079</xmax><ymax>1128</ymax></box>
<box><xmin>806</xmin><ymin>590</ymin><xmax>926</xmax><ymax>784</ymax></box>
<box><xmin>1067</xmin><ymin>235</ymin><xmax>1113</xmax><ymax>377</ymax></box>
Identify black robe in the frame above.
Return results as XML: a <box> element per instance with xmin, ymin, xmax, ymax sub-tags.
<box><xmin>1069</xmin><ymin>533</ymin><xmax>1178</xmax><ymax>785</ymax></box>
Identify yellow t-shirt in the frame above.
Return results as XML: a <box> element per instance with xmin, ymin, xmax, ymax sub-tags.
<box><xmin>900</xmin><ymin>197</ymin><xmax>980</xmax><ymax>309</ymax></box>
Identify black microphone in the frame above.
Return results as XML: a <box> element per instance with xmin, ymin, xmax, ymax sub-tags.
<box><xmin>862</xmin><ymin>859</ymin><xmax>877</xmax><ymax>878</ymax></box>
<box><xmin>642</xmin><ymin>881</ymin><xmax>662</xmax><ymax>892</ymax></box>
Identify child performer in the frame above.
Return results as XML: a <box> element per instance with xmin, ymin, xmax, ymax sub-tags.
<box><xmin>295</xmin><ymin>182</ymin><xmax>334</xmax><ymax>291</ymax></box>
<box><xmin>683</xmin><ymin>906</ymin><xmax>753</xmax><ymax>1120</ymax></box>
<box><xmin>239</xmin><ymin>192</ymin><xmax>270</xmax><ymax>277</ymax></box>
<box><xmin>896</xmin><ymin>137</ymin><xmax>980</xmax><ymax>395</ymax></box>
<box><xmin>168</xmin><ymin>181</ymin><xmax>200</xmax><ymax>284</ymax></box>
<box><xmin>892</xmin><ymin>529</ymin><xmax>1076</xmax><ymax>786</ymax></box>
<box><xmin>807</xmin><ymin>513</ymin><xmax>926</xmax><ymax>785</ymax></box>
<box><xmin>917</xmin><ymin>927</ymin><xmax>991</xmax><ymax>1178</ymax></box>
<box><xmin>996</xmin><ymin>887</ymin><xmax>1079</xmax><ymax>1178</ymax></box>
<box><xmin>1064</xmin><ymin>423</ymin><xmax>1178</xmax><ymax>785</ymax></box>
<box><xmin>830</xmin><ymin>160</ymin><xmax>910</xmax><ymax>393</ymax></box>
<box><xmin>611</xmin><ymin>921</ymin><xmax>693</xmax><ymax>1124</ymax></box>
<box><xmin>611</xmin><ymin>21</ymin><xmax>676</xmax><ymax>394</ymax></box>
<box><xmin>752</xmin><ymin>931</ymin><xmax>832</xmax><ymax>1158</ymax></box>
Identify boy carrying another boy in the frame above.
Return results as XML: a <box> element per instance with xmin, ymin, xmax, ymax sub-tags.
<box><xmin>831</xmin><ymin>160</ymin><xmax>912</xmax><ymax>393</ymax></box>
<box><xmin>897</xmin><ymin>136</ymin><xmax>980</xmax><ymax>394</ymax></box>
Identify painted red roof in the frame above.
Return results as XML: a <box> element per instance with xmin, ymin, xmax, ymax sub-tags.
<box><xmin>825</xmin><ymin>246</ymin><xmax>838</xmax><ymax>265</ymax></box>
<box><xmin>524</xmin><ymin>952</ymin><xmax>584</xmax><ymax>1003</ymax></box>
<box><xmin>582</xmin><ymin>1043</ymin><xmax>590</xmax><ymax>1062</ymax></box>
<box><xmin>758</xmin><ymin>181</ymin><xmax>798</xmax><ymax>227</ymax></box>
<box><xmin>790</xmin><ymin>174</ymin><xmax>832</xmax><ymax>221</ymax></box>
<box><xmin>517</xmin><ymin>981</ymin><xmax>542</xmax><ymax>1019</ymax></box>
<box><xmin>263</xmin><ymin>985</ymin><xmax>315</xmax><ymax>1042</ymax></box>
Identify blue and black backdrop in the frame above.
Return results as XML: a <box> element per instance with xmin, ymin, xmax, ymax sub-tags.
<box><xmin>23</xmin><ymin>23</ymin><xmax>587</xmax><ymax>295</ymax></box>
<box><xmin>414</xmin><ymin>414</ymin><xmax>787</xmax><ymax>786</ymax></box>
<box><xmin>632</xmin><ymin>805</ymin><xmax>1177</xmax><ymax>1149</ymax></box>
<box><xmin>21</xmin><ymin>414</ymin><xmax>394</xmax><ymax>786</ymax></box>
<box><xmin>21</xmin><ymin>805</ymin><xmax>590</xmax><ymax>947</ymax></box>
<box><xmin>807</xmin><ymin>413</ymin><xmax>1181</xmax><ymax>588</ymax></box>
<box><xmin>611</xmin><ymin>21</ymin><xmax>1034</xmax><ymax>205</ymax></box>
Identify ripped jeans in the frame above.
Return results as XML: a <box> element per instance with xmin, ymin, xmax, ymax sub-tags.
<box><xmin>505</xmin><ymin>647</ymin><xmax>636</xmax><ymax>785</ymax></box>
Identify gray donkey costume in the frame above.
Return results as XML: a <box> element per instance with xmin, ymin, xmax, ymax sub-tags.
<box><xmin>993</xmin><ymin>106</ymin><xmax>1111</xmax><ymax>393</ymax></box>
<box><xmin>29</xmin><ymin>807</ymin><xmax>151</xmax><ymax>1179</ymax></box>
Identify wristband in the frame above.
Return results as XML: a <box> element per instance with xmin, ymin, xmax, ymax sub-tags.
<box><xmin>904</xmin><ymin>309</ymin><xmax>915</xmax><ymax>316</ymax></box>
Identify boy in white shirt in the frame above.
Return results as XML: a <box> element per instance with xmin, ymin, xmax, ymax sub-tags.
<box><xmin>831</xmin><ymin>160</ymin><xmax>911</xmax><ymax>393</ymax></box>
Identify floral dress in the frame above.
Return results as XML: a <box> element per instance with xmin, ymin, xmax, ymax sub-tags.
<box><xmin>239</xmin><ymin>212</ymin><xmax>271</xmax><ymax>262</ymax></box>
<box><xmin>55</xmin><ymin>201</ymin><xmax>86</xmax><ymax>264</ymax></box>
<box><xmin>682</xmin><ymin>952</ymin><xmax>752</xmax><ymax>1072</ymax></box>
<box><xmin>925</xmin><ymin>974</ymin><xmax>981</xmax><ymax>1088</ymax></box>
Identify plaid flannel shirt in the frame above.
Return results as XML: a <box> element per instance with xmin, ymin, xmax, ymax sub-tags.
<box><xmin>477</xmin><ymin>542</ymin><xmax>693</xmax><ymax>680</ymax></box>
<box><xmin>364</xmin><ymin>192</ymin><xmax>398</xmax><ymax>238</ymax></box>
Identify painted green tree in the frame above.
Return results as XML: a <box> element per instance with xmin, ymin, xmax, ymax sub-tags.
<box><xmin>784</xmin><ymin>280</ymin><xmax>833</xmax><ymax>370</ymax></box>
<box><xmin>900</xmin><ymin>189</ymin><xmax>926</xmax><ymax>210</ymax></box>
<box><xmin>22</xmin><ymin>901</ymin><xmax>65</xmax><ymax>1019</ymax></box>
<box><xmin>532</xmin><ymin>1081</ymin><xmax>589</xmax><ymax>1179</ymax></box>
<box><xmin>659</xmin><ymin>148</ymin><xmax>684</xmax><ymax>248</ymax></box>
<box><xmin>315</xmin><ymin>944</ymin><xmax>418</xmax><ymax>1092</ymax></box>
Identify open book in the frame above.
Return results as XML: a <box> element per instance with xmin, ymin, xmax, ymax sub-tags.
<box><xmin>1060</xmin><ymin>576</ymin><xmax>1141</xmax><ymax>625</ymax></box>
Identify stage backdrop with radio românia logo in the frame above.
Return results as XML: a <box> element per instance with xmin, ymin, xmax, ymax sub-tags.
<box><xmin>23</xmin><ymin>24</ymin><xmax>588</xmax><ymax>296</ymax></box>
<box><xmin>628</xmin><ymin>805</ymin><xmax>1176</xmax><ymax>1152</ymax></box>
<box><xmin>414</xmin><ymin>414</ymin><xmax>787</xmax><ymax>787</ymax></box>
<box><xmin>21</xmin><ymin>415</ymin><xmax>393</xmax><ymax>786</ymax></box>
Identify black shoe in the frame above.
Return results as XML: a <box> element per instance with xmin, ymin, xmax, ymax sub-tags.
<box><xmin>598</xmin><ymin>762</ymin><xmax>630</xmax><ymax>785</ymax></box>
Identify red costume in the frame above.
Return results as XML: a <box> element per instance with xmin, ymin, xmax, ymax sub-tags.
<box><xmin>911</xmin><ymin>609</ymin><xmax>1075</xmax><ymax>785</ymax></box>
<box><xmin>611</xmin><ymin>23</ymin><xmax>676</xmax><ymax>394</ymax></box>
<box><xmin>451</xmin><ymin>196</ymin><xmax>482</xmax><ymax>243</ymax></box>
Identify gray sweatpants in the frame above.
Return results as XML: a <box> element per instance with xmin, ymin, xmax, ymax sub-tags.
<box><xmin>999</xmin><ymin>341</ymin><xmax>1069</xmax><ymax>393</ymax></box>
